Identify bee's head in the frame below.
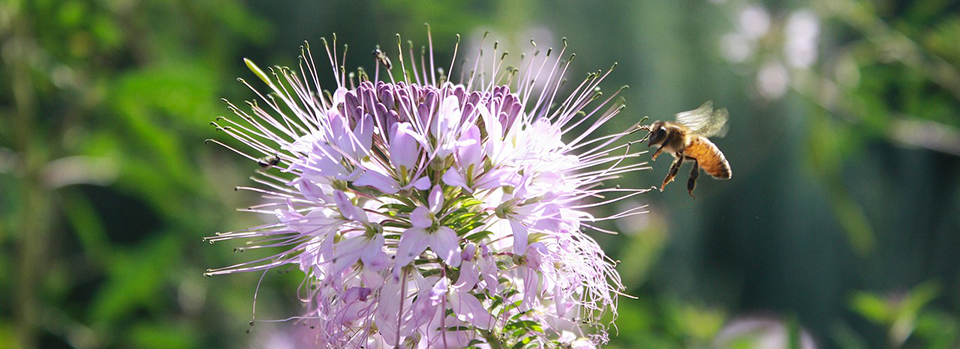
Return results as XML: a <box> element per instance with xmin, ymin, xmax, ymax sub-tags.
<box><xmin>647</xmin><ymin>121</ymin><xmax>668</xmax><ymax>147</ymax></box>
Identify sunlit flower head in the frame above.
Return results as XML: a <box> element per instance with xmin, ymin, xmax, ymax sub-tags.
<box><xmin>206</xmin><ymin>29</ymin><xmax>650</xmax><ymax>348</ymax></box>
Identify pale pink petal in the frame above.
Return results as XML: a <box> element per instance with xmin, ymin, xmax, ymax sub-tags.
<box><xmin>424</xmin><ymin>315</ymin><xmax>473</xmax><ymax>349</ymax></box>
<box><xmin>394</xmin><ymin>228</ymin><xmax>429</xmax><ymax>268</ymax></box>
<box><xmin>453</xmin><ymin>259</ymin><xmax>479</xmax><ymax>291</ymax></box>
<box><xmin>390</xmin><ymin>122</ymin><xmax>419</xmax><ymax>169</ymax></box>
<box><xmin>449</xmin><ymin>290</ymin><xmax>495</xmax><ymax>330</ymax></box>
<box><xmin>333</xmin><ymin>190</ymin><xmax>368</xmax><ymax>223</ymax></box>
<box><xmin>457</xmin><ymin>124</ymin><xmax>482</xmax><ymax>168</ymax></box>
<box><xmin>429</xmin><ymin>226</ymin><xmax>462</xmax><ymax>267</ymax></box>
<box><xmin>510</xmin><ymin>219</ymin><xmax>529</xmax><ymax>254</ymax></box>
<box><xmin>475</xmin><ymin>168</ymin><xmax>520</xmax><ymax>190</ymax></box>
<box><xmin>411</xmin><ymin>175</ymin><xmax>432</xmax><ymax>190</ymax></box>
<box><xmin>433</xmin><ymin>96</ymin><xmax>461</xmax><ymax>137</ymax></box>
<box><xmin>363</xmin><ymin>251</ymin><xmax>389</xmax><ymax>271</ymax></box>
<box><xmin>360</xmin><ymin>234</ymin><xmax>388</xmax><ymax>271</ymax></box>
<box><xmin>520</xmin><ymin>265</ymin><xmax>539</xmax><ymax>311</ymax></box>
<box><xmin>518</xmin><ymin>243</ymin><xmax>546</xmax><ymax>311</ymax></box>
<box><xmin>330</xmin><ymin>87</ymin><xmax>347</xmax><ymax>107</ymax></box>
<box><xmin>355</xmin><ymin>113</ymin><xmax>374</xmax><ymax>152</ymax></box>
<box><xmin>374</xmin><ymin>277</ymin><xmax>403</xmax><ymax>344</ymax></box>
<box><xmin>361</xmin><ymin>268</ymin><xmax>384</xmax><ymax>289</ymax></box>
<box><xmin>354</xmin><ymin>170</ymin><xmax>400</xmax><ymax>195</ymax></box>
<box><xmin>454</xmin><ymin>244</ymin><xmax>479</xmax><ymax>291</ymax></box>
<box><xmin>441</xmin><ymin>168</ymin><xmax>470</xmax><ymax>191</ymax></box>
<box><xmin>411</xmin><ymin>291</ymin><xmax>441</xmax><ymax>328</ymax></box>
<box><xmin>411</xmin><ymin>276</ymin><xmax>447</xmax><ymax>327</ymax></box>
<box><xmin>532</xmin><ymin>203</ymin><xmax>562</xmax><ymax>232</ymax></box>
<box><xmin>410</xmin><ymin>206</ymin><xmax>432</xmax><ymax>229</ymax></box>
<box><xmin>428</xmin><ymin>185</ymin><xmax>444</xmax><ymax>212</ymax></box>
<box><xmin>331</xmin><ymin>236</ymin><xmax>365</xmax><ymax>273</ymax></box>
<box><xmin>294</xmin><ymin>178</ymin><xmax>326</xmax><ymax>202</ymax></box>
<box><xmin>478</xmin><ymin>244</ymin><xmax>500</xmax><ymax>294</ymax></box>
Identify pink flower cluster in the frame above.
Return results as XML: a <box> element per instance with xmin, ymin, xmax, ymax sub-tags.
<box><xmin>206</xmin><ymin>33</ymin><xmax>649</xmax><ymax>348</ymax></box>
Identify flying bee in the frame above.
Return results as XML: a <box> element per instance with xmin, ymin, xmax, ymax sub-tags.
<box><xmin>635</xmin><ymin>101</ymin><xmax>732</xmax><ymax>198</ymax></box>
<box><xmin>256</xmin><ymin>154</ymin><xmax>281</xmax><ymax>171</ymax></box>
<box><xmin>372</xmin><ymin>48</ymin><xmax>392</xmax><ymax>69</ymax></box>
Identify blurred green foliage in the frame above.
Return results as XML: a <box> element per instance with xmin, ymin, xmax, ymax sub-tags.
<box><xmin>2</xmin><ymin>0</ymin><xmax>959</xmax><ymax>348</ymax></box>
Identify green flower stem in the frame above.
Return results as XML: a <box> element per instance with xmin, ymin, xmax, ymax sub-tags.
<box><xmin>483</xmin><ymin>330</ymin><xmax>505</xmax><ymax>349</ymax></box>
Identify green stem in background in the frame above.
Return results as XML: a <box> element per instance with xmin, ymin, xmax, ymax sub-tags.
<box><xmin>8</xmin><ymin>1</ymin><xmax>49</xmax><ymax>348</ymax></box>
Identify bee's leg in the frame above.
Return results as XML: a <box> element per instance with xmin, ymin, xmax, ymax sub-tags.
<box><xmin>686</xmin><ymin>157</ymin><xmax>700</xmax><ymax>198</ymax></box>
<box><xmin>660</xmin><ymin>155</ymin><xmax>683</xmax><ymax>191</ymax></box>
<box><xmin>628</xmin><ymin>127</ymin><xmax>653</xmax><ymax>148</ymax></box>
<box><xmin>651</xmin><ymin>145</ymin><xmax>666</xmax><ymax>161</ymax></box>
<box><xmin>634</xmin><ymin>124</ymin><xmax>653</xmax><ymax>144</ymax></box>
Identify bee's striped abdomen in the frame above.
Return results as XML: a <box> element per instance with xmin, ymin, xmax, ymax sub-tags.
<box><xmin>684</xmin><ymin>136</ymin><xmax>731</xmax><ymax>179</ymax></box>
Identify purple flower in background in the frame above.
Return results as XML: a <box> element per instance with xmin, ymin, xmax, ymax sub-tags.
<box><xmin>205</xmin><ymin>29</ymin><xmax>651</xmax><ymax>348</ymax></box>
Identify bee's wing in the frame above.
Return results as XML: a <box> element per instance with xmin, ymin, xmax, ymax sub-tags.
<box><xmin>700</xmin><ymin>107</ymin><xmax>729</xmax><ymax>138</ymax></box>
<box><xmin>674</xmin><ymin>100</ymin><xmax>729</xmax><ymax>138</ymax></box>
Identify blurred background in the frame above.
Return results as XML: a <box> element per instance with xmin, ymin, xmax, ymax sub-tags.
<box><xmin>2</xmin><ymin>0</ymin><xmax>959</xmax><ymax>348</ymax></box>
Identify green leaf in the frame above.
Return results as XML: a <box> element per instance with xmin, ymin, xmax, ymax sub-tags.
<box><xmin>504</xmin><ymin>320</ymin><xmax>543</xmax><ymax>333</ymax></box>
<box><xmin>850</xmin><ymin>292</ymin><xmax>893</xmax><ymax>325</ymax></box>
<box><xmin>128</xmin><ymin>321</ymin><xmax>198</xmax><ymax>349</ymax></box>
<box><xmin>90</xmin><ymin>234</ymin><xmax>181</xmax><ymax>325</ymax></box>
<box><xmin>510</xmin><ymin>336</ymin><xmax>533</xmax><ymax>349</ymax></box>
<box><xmin>465</xmin><ymin>230</ymin><xmax>493</xmax><ymax>242</ymax></box>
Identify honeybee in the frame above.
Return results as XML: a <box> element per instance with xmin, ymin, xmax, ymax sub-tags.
<box><xmin>256</xmin><ymin>154</ymin><xmax>281</xmax><ymax>171</ymax></box>
<box><xmin>372</xmin><ymin>48</ymin><xmax>392</xmax><ymax>69</ymax></box>
<box><xmin>636</xmin><ymin>101</ymin><xmax>732</xmax><ymax>198</ymax></box>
